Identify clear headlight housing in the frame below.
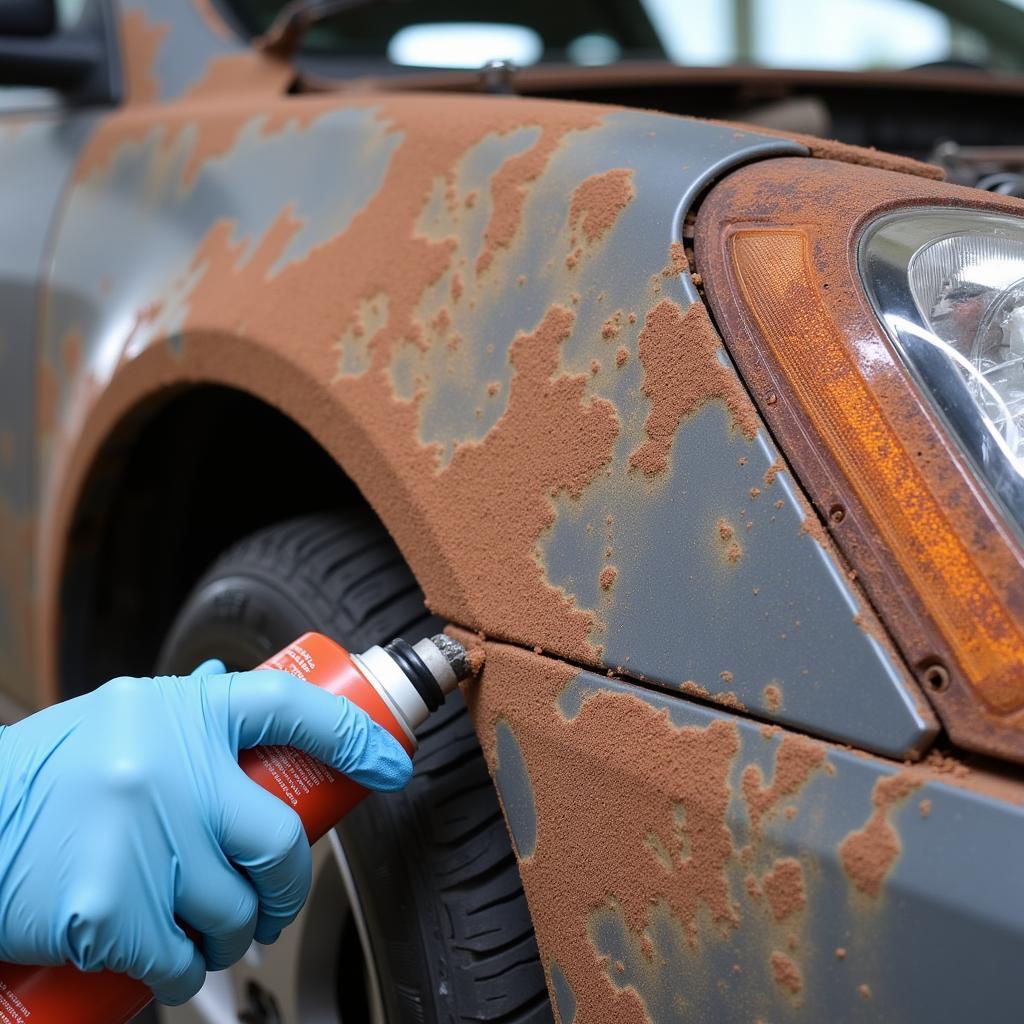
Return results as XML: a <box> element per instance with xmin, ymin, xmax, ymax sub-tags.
<box><xmin>860</xmin><ymin>211</ymin><xmax>1024</xmax><ymax>535</ymax></box>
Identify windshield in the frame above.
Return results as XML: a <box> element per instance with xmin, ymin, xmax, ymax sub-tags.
<box><xmin>224</xmin><ymin>0</ymin><xmax>1024</xmax><ymax>72</ymax></box>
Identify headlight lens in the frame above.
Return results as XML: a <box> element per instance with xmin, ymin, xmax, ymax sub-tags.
<box><xmin>860</xmin><ymin>211</ymin><xmax>1024</xmax><ymax>535</ymax></box>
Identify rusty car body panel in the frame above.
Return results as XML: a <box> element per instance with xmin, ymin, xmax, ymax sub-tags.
<box><xmin>1</xmin><ymin>1</ymin><xmax>1023</xmax><ymax>1021</ymax></box>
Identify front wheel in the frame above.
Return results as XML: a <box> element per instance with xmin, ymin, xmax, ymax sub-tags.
<box><xmin>151</xmin><ymin>509</ymin><xmax>552</xmax><ymax>1024</ymax></box>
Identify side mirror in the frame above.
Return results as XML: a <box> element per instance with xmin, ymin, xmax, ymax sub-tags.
<box><xmin>0</xmin><ymin>0</ymin><xmax>118</xmax><ymax>102</ymax></box>
<box><xmin>0</xmin><ymin>0</ymin><xmax>57</xmax><ymax>37</ymax></box>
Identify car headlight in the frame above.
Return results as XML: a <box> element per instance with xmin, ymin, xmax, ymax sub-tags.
<box><xmin>859</xmin><ymin>211</ymin><xmax>1024</xmax><ymax>534</ymax></box>
<box><xmin>694</xmin><ymin>156</ymin><xmax>1024</xmax><ymax>763</ymax></box>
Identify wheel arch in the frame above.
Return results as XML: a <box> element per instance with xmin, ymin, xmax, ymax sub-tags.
<box><xmin>45</xmin><ymin>334</ymin><xmax>430</xmax><ymax>701</ymax></box>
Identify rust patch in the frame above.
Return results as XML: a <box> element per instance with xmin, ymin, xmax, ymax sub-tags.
<box><xmin>763</xmin><ymin>684</ymin><xmax>782</xmax><ymax>712</ymax></box>
<box><xmin>601</xmin><ymin>310</ymin><xmax>624</xmax><ymax>340</ymax></box>
<box><xmin>76</xmin><ymin>50</ymin><xmax>293</xmax><ymax>185</ymax></box>
<box><xmin>463</xmin><ymin>640</ymin><xmax>740</xmax><ymax>1024</ymax></box>
<box><xmin>665</xmin><ymin>240</ymin><xmax>688</xmax><ymax>276</ymax></box>
<box><xmin>614</xmin><ymin>346</ymin><xmax>628</xmax><ymax>368</ymax></box>
<box><xmin>477</xmin><ymin>119</ymin><xmax>600</xmax><ymax>276</ymax></box>
<box><xmin>839</xmin><ymin>770</ymin><xmax>920</xmax><ymax>897</ymax></box>
<box><xmin>629</xmin><ymin>300</ymin><xmax>758</xmax><ymax>476</ymax></box>
<box><xmin>43</xmin><ymin>95</ymin><xmax>630</xmax><ymax>699</ymax></box>
<box><xmin>599</xmin><ymin>566</ymin><xmax>618</xmax><ymax>591</ymax></box>
<box><xmin>679</xmin><ymin>681</ymin><xmax>747</xmax><ymax>712</ymax></box>
<box><xmin>919</xmin><ymin>798</ymin><xmax>932</xmax><ymax>819</ymax></box>
<box><xmin>770</xmin><ymin>950</ymin><xmax>803</xmax><ymax>996</ymax></box>
<box><xmin>119</xmin><ymin>10</ymin><xmax>168</xmax><ymax>105</ymax></box>
<box><xmin>568</xmin><ymin>168</ymin><xmax>635</xmax><ymax>247</ymax></box>
<box><xmin>762</xmin><ymin>858</ymin><xmax>805</xmax><ymax>922</ymax></box>
<box><xmin>742</xmin><ymin>735</ymin><xmax>827</xmax><ymax>834</ymax></box>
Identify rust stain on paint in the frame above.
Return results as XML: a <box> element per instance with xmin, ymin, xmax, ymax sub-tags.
<box><xmin>464</xmin><ymin>640</ymin><xmax>740</xmax><ymax>1024</ymax></box>
<box><xmin>629</xmin><ymin>300</ymin><xmax>758</xmax><ymax>476</ymax></box>
<box><xmin>599</xmin><ymin>566</ymin><xmax>618</xmax><ymax>591</ymax></box>
<box><xmin>43</xmin><ymin>94</ymin><xmax>628</xmax><ymax>697</ymax></box>
<box><xmin>568</xmin><ymin>168</ymin><xmax>635</xmax><ymax>246</ymax></box>
<box><xmin>742</xmin><ymin>734</ymin><xmax>827</xmax><ymax>834</ymax></box>
<box><xmin>601</xmin><ymin>310</ymin><xmax>624</xmax><ymax>340</ymax></box>
<box><xmin>839</xmin><ymin>770</ymin><xmax>920</xmax><ymax>897</ymax></box>
<box><xmin>762</xmin><ymin>858</ymin><xmax>806</xmax><ymax>922</ymax></box>
<box><xmin>119</xmin><ymin>10</ymin><xmax>169</xmax><ymax>105</ymax></box>
<box><xmin>770</xmin><ymin>950</ymin><xmax>803</xmax><ymax>997</ymax></box>
<box><xmin>76</xmin><ymin>47</ymin><xmax>293</xmax><ymax>185</ymax></box>
<box><xmin>476</xmin><ymin>120</ymin><xmax>600</xmax><ymax>276</ymax></box>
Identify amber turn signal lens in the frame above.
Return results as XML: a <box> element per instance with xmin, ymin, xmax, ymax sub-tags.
<box><xmin>731</xmin><ymin>228</ymin><xmax>1024</xmax><ymax>714</ymax></box>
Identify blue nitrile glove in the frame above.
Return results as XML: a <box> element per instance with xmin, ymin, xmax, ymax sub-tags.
<box><xmin>0</xmin><ymin>659</ymin><xmax>412</xmax><ymax>1005</ymax></box>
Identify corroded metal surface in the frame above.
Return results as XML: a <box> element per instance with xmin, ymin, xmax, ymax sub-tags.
<box><xmin>32</xmin><ymin>75</ymin><xmax>937</xmax><ymax>757</ymax></box>
<box><xmin>696</xmin><ymin>157</ymin><xmax>1024</xmax><ymax>762</ymax></box>
<box><xmin>465</xmin><ymin>637</ymin><xmax>1024</xmax><ymax>1023</ymax></box>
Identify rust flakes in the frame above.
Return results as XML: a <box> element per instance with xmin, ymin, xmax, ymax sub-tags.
<box><xmin>761</xmin><ymin>858</ymin><xmax>806</xmax><ymax>922</ymax></box>
<box><xmin>629</xmin><ymin>300</ymin><xmax>758</xmax><ymax>476</ymax></box>
<box><xmin>601</xmin><ymin>310</ymin><xmax>624</xmax><ymax>340</ymax></box>
<box><xmin>599</xmin><ymin>566</ymin><xmax>618</xmax><ymax>591</ymax></box>
<box><xmin>743</xmin><ymin>735</ymin><xmax>828</xmax><ymax>835</ymax></box>
<box><xmin>664</xmin><ymin>240</ymin><xmax>689</xmax><ymax>277</ymax></box>
<box><xmin>477</xmin><ymin>118</ymin><xmax>602</xmax><ymax>276</ymax></box>
<box><xmin>764</xmin><ymin>458</ymin><xmax>784</xmax><ymax>487</ymax></box>
<box><xmin>716</xmin><ymin>518</ymin><xmax>742</xmax><ymax>566</ymax></box>
<box><xmin>745</xmin><ymin>873</ymin><xmax>762</xmax><ymax>901</ymax></box>
<box><xmin>770</xmin><ymin>950</ymin><xmax>803</xmax><ymax>997</ymax></box>
<box><xmin>677</xmin><ymin>680</ymin><xmax>747</xmax><ymax>713</ymax></box>
<box><xmin>463</xmin><ymin>640</ymin><xmax>741</xmax><ymax>1024</ymax></box>
<box><xmin>614</xmin><ymin>346</ymin><xmax>628</xmax><ymax>368</ymax></box>
<box><xmin>763</xmin><ymin>684</ymin><xmax>782</xmax><ymax>712</ymax></box>
<box><xmin>567</xmin><ymin>168</ymin><xmax>635</xmax><ymax>249</ymax></box>
<box><xmin>839</xmin><ymin>770</ymin><xmax>920</xmax><ymax>897</ymax></box>
<box><xmin>119</xmin><ymin>10</ymin><xmax>169</xmax><ymax>105</ymax></box>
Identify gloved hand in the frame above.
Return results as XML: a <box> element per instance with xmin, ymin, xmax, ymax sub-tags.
<box><xmin>0</xmin><ymin>660</ymin><xmax>413</xmax><ymax>1004</ymax></box>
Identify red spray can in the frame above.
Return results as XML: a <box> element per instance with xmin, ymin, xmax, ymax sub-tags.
<box><xmin>0</xmin><ymin>630</ymin><xmax>470</xmax><ymax>1024</ymax></box>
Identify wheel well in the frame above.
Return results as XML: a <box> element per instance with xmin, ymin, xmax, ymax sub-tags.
<box><xmin>59</xmin><ymin>385</ymin><xmax>363</xmax><ymax>698</ymax></box>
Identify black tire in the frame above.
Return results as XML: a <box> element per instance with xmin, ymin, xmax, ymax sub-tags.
<box><xmin>156</xmin><ymin>509</ymin><xmax>553</xmax><ymax>1024</ymax></box>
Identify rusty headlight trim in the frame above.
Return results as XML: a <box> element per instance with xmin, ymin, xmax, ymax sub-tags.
<box><xmin>694</xmin><ymin>156</ymin><xmax>1024</xmax><ymax>763</ymax></box>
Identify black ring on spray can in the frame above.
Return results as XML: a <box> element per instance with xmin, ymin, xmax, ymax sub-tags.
<box><xmin>383</xmin><ymin>638</ymin><xmax>444</xmax><ymax>712</ymax></box>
